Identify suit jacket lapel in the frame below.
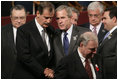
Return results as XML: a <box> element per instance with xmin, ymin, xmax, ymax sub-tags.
<box><xmin>91</xmin><ymin>57</ymin><xmax>102</xmax><ymax>79</ymax></box>
<box><xmin>98</xmin><ymin>23</ymin><xmax>107</xmax><ymax>42</ymax></box>
<box><xmin>30</xmin><ymin>20</ymin><xmax>48</xmax><ymax>53</ymax></box>
<box><xmin>100</xmin><ymin>29</ymin><xmax>117</xmax><ymax>48</ymax></box>
<box><xmin>68</xmin><ymin>26</ymin><xmax>79</xmax><ymax>54</ymax></box>
<box><xmin>8</xmin><ymin>25</ymin><xmax>17</xmax><ymax>54</ymax></box>
<box><xmin>56</xmin><ymin>32</ymin><xmax>65</xmax><ymax>56</ymax></box>
<box><xmin>74</xmin><ymin>50</ymin><xmax>89</xmax><ymax>78</ymax></box>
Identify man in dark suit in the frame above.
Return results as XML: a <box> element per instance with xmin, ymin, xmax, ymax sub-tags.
<box><xmin>54</xmin><ymin>32</ymin><xmax>102</xmax><ymax>79</ymax></box>
<box><xmin>1</xmin><ymin>5</ymin><xmax>27</xmax><ymax>79</ymax></box>
<box><xmin>13</xmin><ymin>2</ymin><xmax>55</xmax><ymax>79</ymax></box>
<box><xmin>80</xmin><ymin>2</ymin><xmax>107</xmax><ymax>43</ymax></box>
<box><xmin>97</xmin><ymin>6</ymin><xmax>117</xmax><ymax>79</ymax></box>
<box><xmin>53</xmin><ymin>5</ymin><xmax>90</xmax><ymax>66</ymax></box>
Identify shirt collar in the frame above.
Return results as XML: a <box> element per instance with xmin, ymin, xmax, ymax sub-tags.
<box><xmin>90</xmin><ymin>22</ymin><xmax>102</xmax><ymax>30</ymax></box>
<box><xmin>35</xmin><ymin>18</ymin><xmax>43</xmax><ymax>32</ymax></box>
<box><xmin>66</xmin><ymin>24</ymin><xmax>73</xmax><ymax>34</ymax></box>
<box><xmin>109</xmin><ymin>26</ymin><xmax>117</xmax><ymax>34</ymax></box>
<box><xmin>77</xmin><ymin>47</ymin><xmax>86</xmax><ymax>63</ymax></box>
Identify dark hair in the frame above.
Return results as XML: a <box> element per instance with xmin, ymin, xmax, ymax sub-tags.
<box><xmin>10</xmin><ymin>5</ymin><xmax>26</xmax><ymax>15</ymax></box>
<box><xmin>37</xmin><ymin>1</ymin><xmax>55</xmax><ymax>15</ymax></box>
<box><xmin>105</xmin><ymin>6</ymin><xmax>117</xmax><ymax>19</ymax></box>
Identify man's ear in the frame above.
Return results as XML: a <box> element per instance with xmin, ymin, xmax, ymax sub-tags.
<box><xmin>80</xmin><ymin>42</ymin><xmax>83</xmax><ymax>47</ymax></box>
<box><xmin>36</xmin><ymin>11</ymin><xmax>40</xmax><ymax>18</ymax></box>
<box><xmin>112</xmin><ymin>16</ymin><xmax>117</xmax><ymax>23</ymax></box>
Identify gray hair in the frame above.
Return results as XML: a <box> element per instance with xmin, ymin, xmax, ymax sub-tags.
<box><xmin>70</xmin><ymin>7</ymin><xmax>80</xmax><ymax>17</ymax></box>
<box><xmin>87</xmin><ymin>1</ymin><xmax>104</xmax><ymax>14</ymax></box>
<box><xmin>55</xmin><ymin>5</ymin><xmax>72</xmax><ymax>18</ymax></box>
<box><xmin>78</xmin><ymin>32</ymin><xmax>98</xmax><ymax>46</ymax></box>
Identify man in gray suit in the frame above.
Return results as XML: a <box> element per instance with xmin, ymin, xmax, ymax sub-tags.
<box><xmin>53</xmin><ymin>5</ymin><xmax>90</xmax><ymax>66</ymax></box>
<box><xmin>1</xmin><ymin>5</ymin><xmax>27</xmax><ymax>78</ymax></box>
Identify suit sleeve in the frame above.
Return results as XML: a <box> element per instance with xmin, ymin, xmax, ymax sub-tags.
<box><xmin>54</xmin><ymin>57</ymin><xmax>67</xmax><ymax>79</ymax></box>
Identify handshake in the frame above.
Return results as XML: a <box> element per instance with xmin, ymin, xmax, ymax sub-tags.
<box><xmin>44</xmin><ymin>68</ymin><xmax>54</xmax><ymax>78</ymax></box>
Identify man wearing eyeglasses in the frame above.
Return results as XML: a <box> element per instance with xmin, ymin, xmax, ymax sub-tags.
<box><xmin>1</xmin><ymin>5</ymin><xmax>27</xmax><ymax>78</ymax></box>
<box><xmin>80</xmin><ymin>1</ymin><xmax>107</xmax><ymax>43</ymax></box>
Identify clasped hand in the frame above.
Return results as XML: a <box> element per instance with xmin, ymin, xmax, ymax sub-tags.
<box><xmin>44</xmin><ymin>68</ymin><xmax>54</xmax><ymax>78</ymax></box>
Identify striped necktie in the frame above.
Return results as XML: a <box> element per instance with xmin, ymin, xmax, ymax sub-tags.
<box><xmin>85</xmin><ymin>59</ymin><xmax>93</xmax><ymax>79</ymax></box>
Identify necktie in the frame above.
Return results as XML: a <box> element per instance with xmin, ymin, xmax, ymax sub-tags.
<box><xmin>85</xmin><ymin>59</ymin><xmax>93</xmax><ymax>79</ymax></box>
<box><xmin>103</xmin><ymin>31</ymin><xmax>110</xmax><ymax>40</ymax></box>
<box><xmin>63</xmin><ymin>32</ymin><xmax>69</xmax><ymax>55</ymax></box>
<box><xmin>42</xmin><ymin>29</ymin><xmax>47</xmax><ymax>48</ymax></box>
<box><xmin>93</xmin><ymin>27</ymin><xmax>97</xmax><ymax>35</ymax></box>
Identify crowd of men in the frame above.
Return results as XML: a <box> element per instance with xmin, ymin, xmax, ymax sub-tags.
<box><xmin>1</xmin><ymin>1</ymin><xmax>117</xmax><ymax>79</ymax></box>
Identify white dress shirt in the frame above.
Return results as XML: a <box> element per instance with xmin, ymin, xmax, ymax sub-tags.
<box><xmin>35</xmin><ymin>18</ymin><xmax>50</xmax><ymax>52</ymax></box>
<box><xmin>61</xmin><ymin>25</ymin><xmax>73</xmax><ymax>45</ymax></box>
<box><xmin>90</xmin><ymin>22</ymin><xmax>102</xmax><ymax>35</ymax></box>
<box><xmin>109</xmin><ymin>26</ymin><xmax>117</xmax><ymax>34</ymax></box>
<box><xmin>13</xmin><ymin>26</ymin><xmax>17</xmax><ymax>44</ymax></box>
<box><xmin>77</xmin><ymin>48</ymin><xmax>96</xmax><ymax>79</ymax></box>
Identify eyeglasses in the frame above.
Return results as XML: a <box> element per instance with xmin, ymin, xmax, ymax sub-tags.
<box><xmin>88</xmin><ymin>14</ymin><xmax>101</xmax><ymax>18</ymax></box>
<box><xmin>11</xmin><ymin>16</ymin><xmax>26</xmax><ymax>21</ymax></box>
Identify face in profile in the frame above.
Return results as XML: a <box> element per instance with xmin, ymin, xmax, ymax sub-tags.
<box><xmin>88</xmin><ymin>9</ymin><xmax>102</xmax><ymax>27</ymax></box>
<box><xmin>56</xmin><ymin>9</ymin><xmax>72</xmax><ymax>31</ymax></box>
<box><xmin>102</xmin><ymin>11</ymin><xmax>116</xmax><ymax>31</ymax></box>
<box><xmin>36</xmin><ymin>9</ymin><xmax>54</xmax><ymax>28</ymax></box>
<box><xmin>11</xmin><ymin>9</ymin><xmax>26</xmax><ymax>28</ymax></box>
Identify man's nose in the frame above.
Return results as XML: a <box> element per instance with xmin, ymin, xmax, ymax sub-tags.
<box><xmin>47</xmin><ymin>18</ymin><xmax>51</xmax><ymax>23</ymax></box>
<box><xmin>92</xmin><ymin>50</ymin><xmax>97</xmax><ymax>54</ymax></box>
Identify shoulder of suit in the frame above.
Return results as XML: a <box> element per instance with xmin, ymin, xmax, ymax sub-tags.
<box><xmin>79</xmin><ymin>23</ymin><xmax>89</xmax><ymax>27</ymax></box>
<box><xmin>2</xmin><ymin>24</ymin><xmax>12</xmax><ymax>31</ymax></box>
<box><xmin>74</xmin><ymin>26</ymin><xmax>91</xmax><ymax>31</ymax></box>
<box><xmin>18</xmin><ymin>19</ymin><xmax>35</xmax><ymax>30</ymax></box>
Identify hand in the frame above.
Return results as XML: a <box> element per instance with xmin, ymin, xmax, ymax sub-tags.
<box><xmin>44</xmin><ymin>68</ymin><xmax>54</xmax><ymax>78</ymax></box>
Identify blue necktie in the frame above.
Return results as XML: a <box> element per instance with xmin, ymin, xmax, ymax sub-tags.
<box><xmin>103</xmin><ymin>31</ymin><xmax>110</xmax><ymax>41</ymax></box>
<box><xmin>63</xmin><ymin>32</ymin><xmax>69</xmax><ymax>55</ymax></box>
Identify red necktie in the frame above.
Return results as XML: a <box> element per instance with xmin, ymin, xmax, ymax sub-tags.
<box><xmin>85</xmin><ymin>59</ymin><xmax>93</xmax><ymax>79</ymax></box>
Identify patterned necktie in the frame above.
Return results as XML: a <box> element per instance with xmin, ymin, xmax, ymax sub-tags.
<box><xmin>63</xmin><ymin>32</ymin><xmax>69</xmax><ymax>55</ymax></box>
<box><xmin>85</xmin><ymin>59</ymin><xmax>93</xmax><ymax>79</ymax></box>
<box><xmin>42</xmin><ymin>29</ymin><xmax>47</xmax><ymax>48</ymax></box>
<box><xmin>93</xmin><ymin>27</ymin><xmax>97</xmax><ymax>35</ymax></box>
<box><xmin>103</xmin><ymin>31</ymin><xmax>110</xmax><ymax>41</ymax></box>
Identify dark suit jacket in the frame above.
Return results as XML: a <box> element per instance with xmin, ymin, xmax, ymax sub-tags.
<box><xmin>13</xmin><ymin>19</ymin><xmax>55</xmax><ymax>79</ymax></box>
<box><xmin>97</xmin><ymin>29</ymin><xmax>117</xmax><ymax>79</ymax></box>
<box><xmin>54</xmin><ymin>50</ymin><xmax>102</xmax><ymax>79</ymax></box>
<box><xmin>80</xmin><ymin>23</ymin><xmax>108</xmax><ymax>43</ymax></box>
<box><xmin>53</xmin><ymin>26</ymin><xmax>90</xmax><ymax>66</ymax></box>
<box><xmin>1</xmin><ymin>24</ymin><xmax>17</xmax><ymax>78</ymax></box>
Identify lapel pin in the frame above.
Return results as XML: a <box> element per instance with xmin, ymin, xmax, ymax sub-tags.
<box><xmin>73</xmin><ymin>35</ymin><xmax>78</xmax><ymax>40</ymax></box>
<box><xmin>102</xmin><ymin>30</ymin><xmax>105</xmax><ymax>32</ymax></box>
<box><xmin>95</xmin><ymin>64</ymin><xmax>99</xmax><ymax>71</ymax></box>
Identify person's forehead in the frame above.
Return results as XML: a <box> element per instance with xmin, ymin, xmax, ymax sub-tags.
<box><xmin>56</xmin><ymin>9</ymin><xmax>68</xmax><ymax>17</ymax></box>
<box><xmin>12</xmin><ymin>9</ymin><xmax>25</xmax><ymax>15</ymax></box>
<box><xmin>42</xmin><ymin>9</ymin><xmax>54</xmax><ymax>15</ymax></box>
<box><xmin>88</xmin><ymin>9</ymin><xmax>100</xmax><ymax>14</ymax></box>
